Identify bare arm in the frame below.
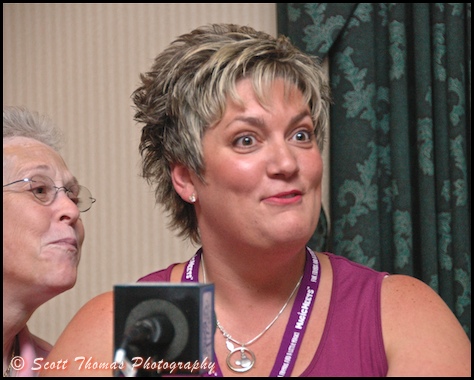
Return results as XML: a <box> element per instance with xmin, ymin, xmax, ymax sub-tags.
<box><xmin>382</xmin><ymin>274</ymin><xmax>471</xmax><ymax>376</ymax></box>
<box><xmin>39</xmin><ymin>291</ymin><xmax>114</xmax><ymax>377</ymax></box>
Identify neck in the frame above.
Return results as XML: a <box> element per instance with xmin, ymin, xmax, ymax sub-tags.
<box><xmin>2</xmin><ymin>334</ymin><xmax>17</xmax><ymax>376</ymax></box>
<box><xmin>199</xmin><ymin>242</ymin><xmax>307</xmax><ymax>293</ymax></box>
<box><xmin>3</xmin><ymin>317</ymin><xmax>25</xmax><ymax>357</ymax></box>
<box><xmin>3</xmin><ymin>288</ymin><xmax>34</xmax><ymax>371</ymax></box>
<box><xmin>198</xmin><ymin>245</ymin><xmax>307</xmax><ymax>341</ymax></box>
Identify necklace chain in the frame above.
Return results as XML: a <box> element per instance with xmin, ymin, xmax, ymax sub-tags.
<box><xmin>201</xmin><ymin>255</ymin><xmax>302</xmax><ymax>347</ymax></box>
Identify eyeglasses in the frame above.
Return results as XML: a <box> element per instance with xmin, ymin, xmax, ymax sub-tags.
<box><xmin>3</xmin><ymin>175</ymin><xmax>96</xmax><ymax>212</ymax></box>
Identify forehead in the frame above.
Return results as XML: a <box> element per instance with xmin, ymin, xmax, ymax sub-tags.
<box><xmin>3</xmin><ymin>137</ymin><xmax>68</xmax><ymax>181</ymax></box>
<box><xmin>231</xmin><ymin>77</ymin><xmax>305</xmax><ymax>107</ymax></box>
<box><xmin>223</xmin><ymin>78</ymin><xmax>307</xmax><ymax>116</ymax></box>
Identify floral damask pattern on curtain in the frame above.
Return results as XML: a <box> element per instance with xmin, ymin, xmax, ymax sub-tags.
<box><xmin>278</xmin><ymin>3</ymin><xmax>471</xmax><ymax>337</ymax></box>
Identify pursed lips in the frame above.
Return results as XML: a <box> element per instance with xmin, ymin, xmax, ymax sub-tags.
<box><xmin>263</xmin><ymin>190</ymin><xmax>303</xmax><ymax>204</ymax></box>
<box><xmin>49</xmin><ymin>237</ymin><xmax>78</xmax><ymax>251</ymax></box>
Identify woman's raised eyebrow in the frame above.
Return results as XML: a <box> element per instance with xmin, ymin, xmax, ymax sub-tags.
<box><xmin>227</xmin><ymin>110</ymin><xmax>311</xmax><ymax>129</ymax></box>
<box><xmin>288</xmin><ymin>110</ymin><xmax>312</xmax><ymax>126</ymax></box>
<box><xmin>230</xmin><ymin>116</ymin><xmax>265</xmax><ymax>128</ymax></box>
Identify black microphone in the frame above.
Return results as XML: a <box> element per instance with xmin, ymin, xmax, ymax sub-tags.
<box><xmin>124</xmin><ymin>314</ymin><xmax>174</xmax><ymax>346</ymax></box>
<box><xmin>113</xmin><ymin>283</ymin><xmax>215</xmax><ymax>377</ymax></box>
<box><xmin>120</xmin><ymin>298</ymin><xmax>189</xmax><ymax>362</ymax></box>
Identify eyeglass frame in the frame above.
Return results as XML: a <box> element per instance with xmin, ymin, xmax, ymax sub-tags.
<box><xmin>3</xmin><ymin>175</ymin><xmax>96</xmax><ymax>212</ymax></box>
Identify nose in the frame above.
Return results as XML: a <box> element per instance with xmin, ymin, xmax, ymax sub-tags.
<box><xmin>266</xmin><ymin>139</ymin><xmax>299</xmax><ymax>178</ymax></box>
<box><xmin>55</xmin><ymin>190</ymin><xmax>81</xmax><ymax>222</ymax></box>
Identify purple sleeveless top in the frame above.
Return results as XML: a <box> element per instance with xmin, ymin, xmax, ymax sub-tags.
<box><xmin>138</xmin><ymin>251</ymin><xmax>389</xmax><ymax>376</ymax></box>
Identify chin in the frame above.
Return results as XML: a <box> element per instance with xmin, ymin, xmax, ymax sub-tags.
<box><xmin>44</xmin><ymin>281</ymin><xmax>76</xmax><ymax>300</ymax></box>
<box><xmin>265</xmin><ymin>230</ymin><xmax>310</xmax><ymax>249</ymax></box>
<box><xmin>277</xmin><ymin>220</ymin><xmax>314</xmax><ymax>239</ymax></box>
<box><xmin>48</xmin><ymin>269</ymin><xmax>78</xmax><ymax>293</ymax></box>
<box><xmin>34</xmin><ymin>281</ymin><xmax>76</xmax><ymax>307</ymax></box>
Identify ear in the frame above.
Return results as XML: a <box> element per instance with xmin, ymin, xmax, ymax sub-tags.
<box><xmin>171</xmin><ymin>163</ymin><xmax>196</xmax><ymax>203</ymax></box>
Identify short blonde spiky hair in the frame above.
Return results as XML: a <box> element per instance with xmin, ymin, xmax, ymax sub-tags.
<box><xmin>132</xmin><ymin>23</ymin><xmax>331</xmax><ymax>244</ymax></box>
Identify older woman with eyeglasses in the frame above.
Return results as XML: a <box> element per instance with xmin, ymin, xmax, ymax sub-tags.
<box><xmin>2</xmin><ymin>106</ymin><xmax>95</xmax><ymax>377</ymax></box>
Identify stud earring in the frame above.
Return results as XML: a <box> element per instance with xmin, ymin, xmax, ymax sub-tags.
<box><xmin>189</xmin><ymin>193</ymin><xmax>196</xmax><ymax>203</ymax></box>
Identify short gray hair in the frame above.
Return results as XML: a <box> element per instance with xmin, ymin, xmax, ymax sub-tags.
<box><xmin>3</xmin><ymin>106</ymin><xmax>63</xmax><ymax>151</ymax></box>
<box><xmin>132</xmin><ymin>23</ymin><xmax>331</xmax><ymax>244</ymax></box>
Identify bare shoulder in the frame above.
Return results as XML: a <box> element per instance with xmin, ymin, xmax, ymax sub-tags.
<box><xmin>40</xmin><ymin>291</ymin><xmax>114</xmax><ymax>377</ymax></box>
<box><xmin>170</xmin><ymin>262</ymin><xmax>187</xmax><ymax>282</ymax></box>
<box><xmin>381</xmin><ymin>274</ymin><xmax>471</xmax><ymax>376</ymax></box>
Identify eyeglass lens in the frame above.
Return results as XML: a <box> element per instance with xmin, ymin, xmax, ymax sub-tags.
<box><xmin>27</xmin><ymin>175</ymin><xmax>94</xmax><ymax>212</ymax></box>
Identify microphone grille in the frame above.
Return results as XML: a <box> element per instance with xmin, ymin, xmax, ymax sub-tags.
<box><xmin>124</xmin><ymin>299</ymin><xmax>189</xmax><ymax>361</ymax></box>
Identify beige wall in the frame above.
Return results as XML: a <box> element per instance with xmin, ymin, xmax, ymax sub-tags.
<box><xmin>3</xmin><ymin>3</ymin><xmax>329</xmax><ymax>345</ymax></box>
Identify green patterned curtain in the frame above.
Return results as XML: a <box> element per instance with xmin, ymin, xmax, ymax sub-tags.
<box><xmin>278</xmin><ymin>3</ymin><xmax>471</xmax><ymax>338</ymax></box>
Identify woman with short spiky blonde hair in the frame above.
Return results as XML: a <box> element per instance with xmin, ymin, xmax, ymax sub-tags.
<box><xmin>133</xmin><ymin>23</ymin><xmax>330</xmax><ymax>245</ymax></box>
<box><xmin>43</xmin><ymin>24</ymin><xmax>470</xmax><ymax>377</ymax></box>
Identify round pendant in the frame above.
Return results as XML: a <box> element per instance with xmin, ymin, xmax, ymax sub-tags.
<box><xmin>226</xmin><ymin>347</ymin><xmax>256</xmax><ymax>373</ymax></box>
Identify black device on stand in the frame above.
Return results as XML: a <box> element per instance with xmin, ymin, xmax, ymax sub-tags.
<box><xmin>113</xmin><ymin>283</ymin><xmax>215</xmax><ymax>377</ymax></box>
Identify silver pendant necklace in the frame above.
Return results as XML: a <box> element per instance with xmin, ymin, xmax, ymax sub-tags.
<box><xmin>201</xmin><ymin>255</ymin><xmax>302</xmax><ymax>373</ymax></box>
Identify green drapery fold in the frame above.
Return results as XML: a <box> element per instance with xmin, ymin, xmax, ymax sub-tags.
<box><xmin>278</xmin><ymin>3</ymin><xmax>471</xmax><ymax>338</ymax></box>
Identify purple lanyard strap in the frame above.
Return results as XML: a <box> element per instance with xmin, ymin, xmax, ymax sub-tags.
<box><xmin>181</xmin><ymin>247</ymin><xmax>320</xmax><ymax>377</ymax></box>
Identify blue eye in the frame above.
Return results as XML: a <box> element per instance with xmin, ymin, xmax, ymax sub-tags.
<box><xmin>293</xmin><ymin>130</ymin><xmax>313</xmax><ymax>142</ymax></box>
<box><xmin>234</xmin><ymin>135</ymin><xmax>256</xmax><ymax>147</ymax></box>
